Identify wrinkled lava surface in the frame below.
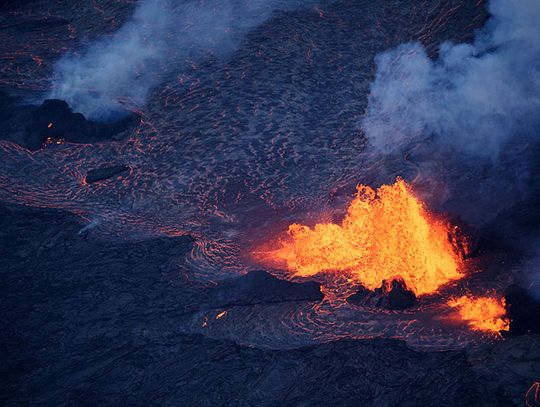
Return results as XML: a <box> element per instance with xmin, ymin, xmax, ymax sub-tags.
<box><xmin>1</xmin><ymin>1</ymin><xmax>539</xmax><ymax>405</ymax></box>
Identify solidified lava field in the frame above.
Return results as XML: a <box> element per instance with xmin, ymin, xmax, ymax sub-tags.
<box><xmin>1</xmin><ymin>0</ymin><xmax>540</xmax><ymax>406</ymax></box>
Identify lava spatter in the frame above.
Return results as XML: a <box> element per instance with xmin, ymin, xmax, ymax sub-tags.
<box><xmin>259</xmin><ymin>179</ymin><xmax>464</xmax><ymax>296</ymax></box>
<box><xmin>447</xmin><ymin>295</ymin><xmax>509</xmax><ymax>333</ymax></box>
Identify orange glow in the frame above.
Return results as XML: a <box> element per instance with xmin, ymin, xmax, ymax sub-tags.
<box><xmin>447</xmin><ymin>295</ymin><xmax>509</xmax><ymax>333</ymax></box>
<box><xmin>47</xmin><ymin>122</ymin><xmax>53</xmax><ymax>128</ymax></box>
<box><xmin>216</xmin><ymin>311</ymin><xmax>227</xmax><ymax>320</ymax></box>
<box><xmin>260</xmin><ymin>179</ymin><xmax>463</xmax><ymax>295</ymax></box>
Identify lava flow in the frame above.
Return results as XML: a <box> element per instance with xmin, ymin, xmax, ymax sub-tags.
<box><xmin>259</xmin><ymin>179</ymin><xmax>465</xmax><ymax>296</ymax></box>
<box><xmin>447</xmin><ymin>295</ymin><xmax>509</xmax><ymax>333</ymax></box>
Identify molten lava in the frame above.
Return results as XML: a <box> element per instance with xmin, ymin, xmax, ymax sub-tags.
<box><xmin>447</xmin><ymin>295</ymin><xmax>509</xmax><ymax>333</ymax></box>
<box><xmin>262</xmin><ymin>179</ymin><xmax>464</xmax><ymax>295</ymax></box>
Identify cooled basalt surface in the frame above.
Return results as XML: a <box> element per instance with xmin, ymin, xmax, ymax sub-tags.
<box><xmin>85</xmin><ymin>165</ymin><xmax>131</xmax><ymax>184</ymax></box>
<box><xmin>1</xmin><ymin>0</ymin><xmax>540</xmax><ymax>405</ymax></box>
<box><xmin>1</xmin><ymin>204</ymin><xmax>539</xmax><ymax>406</ymax></box>
<box><xmin>207</xmin><ymin>269</ymin><xmax>324</xmax><ymax>308</ymax></box>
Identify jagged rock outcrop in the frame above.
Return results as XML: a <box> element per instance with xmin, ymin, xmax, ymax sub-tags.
<box><xmin>209</xmin><ymin>269</ymin><xmax>323</xmax><ymax>308</ymax></box>
<box><xmin>347</xmin><ymin>277</ymin><xmax>417</xmax><ymax>310</ymax></box>
<box><xmin>0</xmin><ymin>92</ymin><xmax>137</xmax><ymax>150</ymax></box>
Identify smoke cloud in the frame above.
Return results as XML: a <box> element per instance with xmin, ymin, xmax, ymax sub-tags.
<box><xmin>361</xmin><ymin>0</ymin><xmax>540</xmax><ymax>293</ymax></box>
<box><xmin>361</xmin><ymin>0</ymin><xmax>540</xmax><ymax>157</ymax></box>
<box><xmin>50</xmin><ymin>0</ymin><xmax>316</xmax><ymax>120</ymax></box>
<box><xmin>50</xmin><ymin>0</ymin><xmax>169</xmax><ymax>120</ymax></box>
<box><xmin>360</xmin><ymin>0</ymin><xmax>540</xmax><ymax>226</ymax></box>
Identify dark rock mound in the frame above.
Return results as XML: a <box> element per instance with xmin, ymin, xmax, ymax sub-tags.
<box><xmin>0</xmin><ymin>92</ymin><xmax>138</xmax><ymax>150</ymax></box>
<box><xmin>347</xmin><ymin>278</ymin><xmax>417</xmax><ymax>310</ymax></box>
<box><xmin>503</xmin><ymin>284</ymin><xmax>540</xmax><ymax>336</ymax></box>
<box><xmin>85</xmin><ymin>165</ymin><xmax>131</xmax><ymax>184</ymax></box>
<box><xmin>209</xmin><ymin>270</ymin><xmax>323</xmax><ymax>307</ymax></box>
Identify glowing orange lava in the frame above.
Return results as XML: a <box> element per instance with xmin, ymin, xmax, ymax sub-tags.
<box><xmin>447</xmin><ymin>295</ymin><xmax>509</xmax><ymax>333</ymax></box>
<box><xmin>260</xmin><ymin>179</ymin><xmax>463</xmax><ymax>295</ymax></box>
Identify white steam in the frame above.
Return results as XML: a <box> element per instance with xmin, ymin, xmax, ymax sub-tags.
<box><xmin>50</xmin><ymin>0</ymin><xmax>169</xmax><ymax>120</ymax></box>
<box><xmin>361</xmin><ymin>0</ymin><xmax>540</xmax><ymax>156</ymax></box>
<box><xmin>50</xmin><ymin>0</ymin><xmax>316</xmax><ymax>120</ymax></box>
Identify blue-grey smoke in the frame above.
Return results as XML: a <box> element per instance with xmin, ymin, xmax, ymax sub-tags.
<box><xmin>361</xmin><ymin>0</ymin><xmax>540</xmax><ymax>156</ymax></box>
<box><xmin>360</xmin><ymin>0</ymin><xmax>540</xmax><ymax>295</ymax></box>
<box><xmin>50</xmin><ymin>0</ymin><xmax>317</xmax><ymax>120</ymax></box>
<box><xmin>50</xmin><ymin>0</ymin><xmax>169</xmax><ymax>120</ymax></box>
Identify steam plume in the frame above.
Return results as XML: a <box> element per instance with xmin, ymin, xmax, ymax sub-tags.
<box><xmin>361</xmin><ymin>0</ymin><xmax>540</xmax><ymax>294</ymax></box>
<box><xmin>50</xmin><ymin>0</ymin><xmax>169</xmax><ymax>120</ymax></box>
<box><xmin>50</xmin><ymin>0</ymin><xmax>316</xmax><ymax>120</ymax></box>
<box><xmin>361</xmin><ymin>0</ymin><xmax>540</xmax><ymax>156</ymax></box>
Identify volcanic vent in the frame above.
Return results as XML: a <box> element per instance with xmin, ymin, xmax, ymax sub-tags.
<box><xmin>258</xmin><ymin>178</ymin><xmax>467</xmax><ymax>296</ymax></box>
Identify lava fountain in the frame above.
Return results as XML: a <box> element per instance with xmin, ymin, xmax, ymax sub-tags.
<box><xmin>447</xmin><ymin>295</ymin><xmax>509</xmax><ymax>333</ymax></box>
<box><xmin>259</xmin><ymin>179</ymin><xmax>466</xmax><ymax>296</ymax></box>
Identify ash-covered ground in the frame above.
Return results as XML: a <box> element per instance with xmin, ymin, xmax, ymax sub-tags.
<box><xmin>1</xmin><ymin>0</ymin><xmax>539</xmax><ymax>405</ymax></box>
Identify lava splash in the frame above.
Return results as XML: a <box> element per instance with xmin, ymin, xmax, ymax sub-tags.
<box><xmin>448</xmin><ymin>295</ymin><xmax>509</xmax><ymax>333</ymax></box>
<box><xmin>260</xmin><ymin>179</ymin><xmax>464</xmax><ymax>296</ymax></box>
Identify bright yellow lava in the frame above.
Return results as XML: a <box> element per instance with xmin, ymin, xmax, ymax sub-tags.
<box><xmin>264</xmin><ymin>179</ymin><xmax>463</xmax><ymax>296</ymax></box>
<box><xmin>447</xmin><ymin>295</ymin><xmax>509</xmax><ymax>333</ymax></box>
